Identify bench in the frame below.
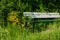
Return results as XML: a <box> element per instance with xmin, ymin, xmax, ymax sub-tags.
<box><xmin>23</xmin><ymin>12</ymin><xmax>60</xmax><ymax>32</ymax></box>
<box><xmin>23</xmin><ymin>12</ymin><xmax>60</xmax><ymax>22</ymax></box>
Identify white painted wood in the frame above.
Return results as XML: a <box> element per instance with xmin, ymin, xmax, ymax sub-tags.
<box><xmin>23</xmin><ymin>12</ymin><xmax>60</xmax><ymax>18</ymax></box>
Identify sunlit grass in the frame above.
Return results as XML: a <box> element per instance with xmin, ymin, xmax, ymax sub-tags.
<box><xmin>0</xmin><ymin>22</ymin><xmax>60</xmax><ymax>40</ymax></box>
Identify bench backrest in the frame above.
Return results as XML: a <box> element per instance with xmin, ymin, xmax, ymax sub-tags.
<box><xmin>23</xmin><ymin>12</ymin><xmax>60</xmax><ymax>18</ymax></box>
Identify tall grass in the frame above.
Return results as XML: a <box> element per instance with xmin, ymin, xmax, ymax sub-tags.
<box><xmin>0</xmin><ymin>22</ymin><xmax>60</xmax><ymax>40</ymax></box>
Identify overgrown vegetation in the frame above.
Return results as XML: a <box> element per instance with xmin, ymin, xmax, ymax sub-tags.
<box><xmin>0</xmin><ymin>23</ymin><xmax>60</xmax><ymax>40</ymax></box>
<box><xmin>0</xmin><ymin>0</ymin><xmax>60</xmax><ymax>40</ymax></box>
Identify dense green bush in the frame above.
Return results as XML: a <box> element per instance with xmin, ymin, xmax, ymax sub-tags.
<box><xmin>0</xmin><ymin>0</ymin><xmax>60</xmax><ymax>31</ymax></box>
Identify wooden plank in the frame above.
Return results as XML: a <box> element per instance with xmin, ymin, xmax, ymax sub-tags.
<box><xmin>23</xmin><ymin>12</ymin><xmax>60</xmax><ymax>18</ymax></box>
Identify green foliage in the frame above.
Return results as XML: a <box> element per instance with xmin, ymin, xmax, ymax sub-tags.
<box><xmin>0</xmin><ymin>0</ymin><xmax>60</xmax><ymax>31</ymax></box>
<box><xmin>0</xmin><ymin>24</ymin><xmax>60</xmax><ymax>40</ymax></box>
<box><xmin>0</xmin><ymin>0</ymin><xmax>60</xmax><ymax>40</ymax></box>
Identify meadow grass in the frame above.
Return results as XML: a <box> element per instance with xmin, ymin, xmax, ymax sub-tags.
<box><xmin>0</xmin><ymin>22</ymin><xmax>60</xmax><ymax>40</ymax></box>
